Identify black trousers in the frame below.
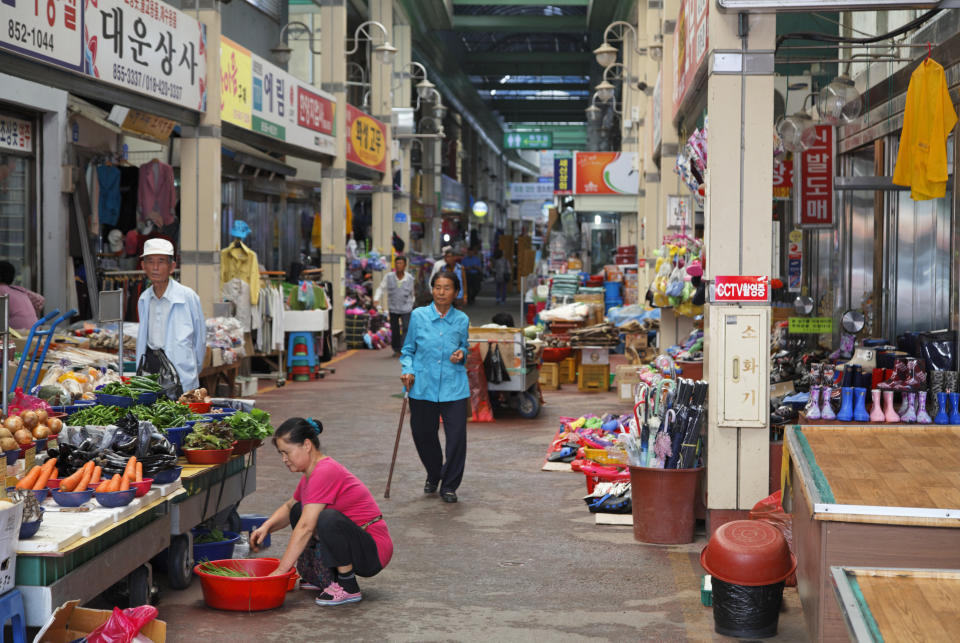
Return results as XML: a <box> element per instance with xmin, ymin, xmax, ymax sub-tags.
<box><xmin>290</xmin><ymin>504</ymin><xmax>382</xmax><ymax>577</ymax></box>
<box><xmin>466</xmin><ymin>271</ymin><xmax>482</xmax><ymax>303</ymax></box>
<box><xmin>408</xmin><ymin>397</ymin><xmax>468</xmax><ymax>493</ymax></box>
<box><xmin>389</xmin><ymin>312</ymin><xmax>411</xmax><ymax>353</ymax></box>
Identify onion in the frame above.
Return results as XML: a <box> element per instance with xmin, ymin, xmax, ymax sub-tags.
<box><xmin>3</xmin><ymin>416</ymin><xmax>23</xmax><ymax>433</ymax></box>
<box><xmin>36</xmin><ymin>409</ymin><xmax>48</xmax><ymax>424</ymax></box>
<box><xmin>47</xmin><ymin>418</ymin><xmax>63</xmax><ymax>434</ymax></box>
<box><xmin>20</xmin><ymin>411</ymin><xmax>39</xmax><ymax>429</ymax></box>
<box><xmin>0</xmin><ymin>438</ymin><xmax>17</xmax><ymax>452</ymax></box>
<box><xmin>32</xmin><ymin>426</ymin><xmax>51</xmax><ymax>440</ymax></box>
<box><xmin>14</xmin><ymin>429</ymin><xmax>32</xmax><ymax>445</ymax></box>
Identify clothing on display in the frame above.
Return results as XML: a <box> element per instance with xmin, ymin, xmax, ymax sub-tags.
<box><xmin>222</xmin><ymin>278</ymin><xmax>261</xmax><ymax>333</ymax></box>
<box><xmin>893</xmin><ymin>58</ymin><xmax>959</xmax><ymax>200</ymax></box>
<box><xmin>220</xmin><ymin>241</ymin><xmax>261</xmax><ymax>305</ymax></box>
<box><xmin>254</xmin><ymin>284</ymin><xmax>286</xmax><ymax>353</ymax></box>
<box><xmin>96</xmin><ymin>165</ymin><xmax>121</xmax><ymax>226</ymax></box>
<box><xmin>138</xmin><ymin>159</ymin><xmax>177</xmax><ymax>227</ymax></box>
<box><xmin>311</xmin><ymin>214</ymin><xmax>322</xmax><ymax>248</ymax></box>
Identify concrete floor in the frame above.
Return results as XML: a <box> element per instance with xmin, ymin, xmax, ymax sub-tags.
<box><xmin>153</xmin><ymin>288</ymin><xmax>810</xmax><ymax>642</ymax></box>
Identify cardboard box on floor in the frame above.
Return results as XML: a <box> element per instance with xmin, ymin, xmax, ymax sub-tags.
<box><xmin>35</xmin><ymin>600</ymin><xmax>167</xmax><ymax>643</ymax></box>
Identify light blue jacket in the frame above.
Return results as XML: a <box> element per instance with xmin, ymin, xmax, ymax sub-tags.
<box><xmin>400</xmin><ymin>303</ymin><xmax>470</xmax><ymax>402</ymax></box>
<box><xmin>136</xmin><ymin>279</ymin><xmax>206</xmax><ymax>391</ymax></box>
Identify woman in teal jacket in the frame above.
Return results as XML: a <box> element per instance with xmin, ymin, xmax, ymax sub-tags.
<box><xmin>399</xmin><ymin>270</ymin><xmax>470</xmax><ymax>503</ymax></box>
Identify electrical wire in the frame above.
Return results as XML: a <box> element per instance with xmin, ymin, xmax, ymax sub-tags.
<box><xmin>776</xmin><ymin>9</ymin><xmax>941</xmax><ymax>51</ymax></box>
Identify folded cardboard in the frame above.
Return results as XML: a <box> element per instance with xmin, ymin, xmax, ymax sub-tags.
<box><xmin>35</xmin><ymin>600</ymin><xmax>166</xmax><ymax>643</ymax></box>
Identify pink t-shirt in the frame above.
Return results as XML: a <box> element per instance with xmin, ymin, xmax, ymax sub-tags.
<box><xmin>294</xmin><ymin>457</ymin><xmax>393</xmax><ymax>568</ymax></box>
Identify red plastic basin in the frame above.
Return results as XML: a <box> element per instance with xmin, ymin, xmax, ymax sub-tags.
<box><xmin>184</xmin><ymin>447</ymin><xmax>234</xmax><ymax>465</ymax></box>
<box><xmin>541</xmin><ymin>347</ymin><xmax>573</xmax><ymax>363</ymax></box>
<box><xmin>194</xmin><ymin>558</ymin><xmax>295</xmax><ymax>611</ymax></box>
<box><xmin>700</xmin><ymin>520</ymin><xmax>797</xmax><ymax>586</ymax></box>
<box><xmin>188</xmin><ymin>402</ymin><xmax>212</xmax><ymax>413</ymax></box>
<box><xmin>130</xmin><ymin>478</ymin><xmax>154</xmax><ymax>497</ymax></box>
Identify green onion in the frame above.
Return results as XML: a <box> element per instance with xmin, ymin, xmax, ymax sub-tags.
<box><xmin>197</xmin><ymin>560</ymin><xmax>253</xmax><ymax>577</ymax></box>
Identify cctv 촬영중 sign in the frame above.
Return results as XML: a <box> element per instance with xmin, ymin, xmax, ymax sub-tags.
<box><xmin>713</xmin><ymin>276</ymin><xmax>770</xmax><ymax>303</ymax></box>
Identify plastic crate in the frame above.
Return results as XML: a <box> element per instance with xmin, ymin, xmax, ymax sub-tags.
<box><xmin>578</xmin><ymin>363</ymin><xmax>610</xmax><ymax>392</ymax></box>
<box><xmin>560</xmin><ymin>357</ymin><xmax>577</xmax><ymax>383</ymax></box>
<box><xmin>538</xmin><ymin>362</ymin><xmax>561</xmax><ymax>390</ymax></box>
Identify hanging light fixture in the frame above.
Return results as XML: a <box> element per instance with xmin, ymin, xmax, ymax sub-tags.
<box><xmin>777</xmin><ymin>111</ymin><xmax>817</xmax><ymax>152</ymax></box>
<box><xmin>585</xmin><ymin>104</ymin><xmax>602</xmax><ymax>123</ymax></box>
<box><xmin>817</xmin><ymin>75</ymin><xmax>862</xmax><ymax>126</ymax></box>
<box><xmin>595</xmin><ymin>80</ymin><xmax>616</xmax><ymax>103</ymax></box>
<box><xmin>593</xmin><ymin>42</ymin><xmax>619</xmax><ymax>68</ymax></box>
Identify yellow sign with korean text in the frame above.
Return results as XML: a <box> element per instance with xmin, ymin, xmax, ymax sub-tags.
<box><xmin>220</xmin><ymin>37</ymin><xmax>252</xmax><ymax>129</ymax></box>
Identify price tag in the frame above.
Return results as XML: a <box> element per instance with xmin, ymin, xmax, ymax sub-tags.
<box><xmin>24</xmin><ymin>446</ymin><xmax>35</xmax><ymax>472</ymax></box>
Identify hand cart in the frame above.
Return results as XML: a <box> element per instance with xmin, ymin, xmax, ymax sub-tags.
<box><xmin>9</xmin><ymin>308</ymin><xmax>77</xmax><ymax>393</ymax></box>
<box><xmin>469</xmin><ymin>327</ymin><xmax>542</xmax><ymax>419</ymax></box>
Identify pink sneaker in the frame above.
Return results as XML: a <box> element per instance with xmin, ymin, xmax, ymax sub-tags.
<box><xmin>315</xmin><ymin>582</ymin><xmax>362</xmax><ymax>606</ymax></box>
<box><xmin>300</xmin><ymin>582</ymin><xmax>323</xmax><ymax>591</ymax></box>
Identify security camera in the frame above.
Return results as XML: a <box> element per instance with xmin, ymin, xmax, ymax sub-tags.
<box><xmin>637</xmin><ymin>81</ymin><xmax>648</xmax><ymax>92</ymax></box>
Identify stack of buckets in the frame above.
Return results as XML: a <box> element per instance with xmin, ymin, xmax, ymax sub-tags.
<box><xmin>604</xmin><ymin>281</ymin><xmax>623</xmax><ymax>313</ymax></box>
<box><xmin>289</xmin><ymin>333</ymin><xmax>315</xmax><ymax>381</ymax></box>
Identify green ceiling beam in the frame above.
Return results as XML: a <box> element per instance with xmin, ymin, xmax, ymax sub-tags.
<box><xmin>452</xmin><ymin>15</ymin><xmax>586</xmax><ymax>32</ymax></box>
<box><xmin>453</xmin><ymin>0</ymin><xmax>588</xmax><ymax>5</ymax></box>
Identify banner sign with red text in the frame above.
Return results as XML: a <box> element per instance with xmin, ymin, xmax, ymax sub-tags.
<box><xmin>713</xmin><ymin>276</ymin><xmax>770</xmax><ymax>303</ymax></box>
<box><xmin>346</xmin><ymin>104</ymin><xmax>387</xmax><ymax>173</ymax></box>
<box><xmin>797</xmin><ymin>125</ymin><xmax>834</xmax><ymax>228</ymax></box>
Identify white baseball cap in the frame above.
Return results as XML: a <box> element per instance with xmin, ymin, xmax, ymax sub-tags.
<box><xmin>141</xmin><ymin>238</ymin><xmax>175</xmax><ymax>257</ymax></box>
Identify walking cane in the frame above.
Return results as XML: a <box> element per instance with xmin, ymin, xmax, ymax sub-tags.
<box><xmin>384</xmin><ymin>391</ymin><xmax>409</xmax><ymax>499</ymax></box>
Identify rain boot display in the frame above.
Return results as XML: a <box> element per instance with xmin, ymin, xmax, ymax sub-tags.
<box><xmin>883</xmin><ymin>391</ymin><xmax>900</xmax><ymax>423</ymax></box>
<box><xmin>917</xmin><ymin>391</ymin><xmax>932</xmax><ymax>424</ymax></box>
<box><xmin>896</xmin><ymin>358</ymin><xmax>927</xmax><ymax>391</ymax></box>
<box><xmin>900</xmin><ymin>393</ymin><xmax>917</xmax><ymax>423</ymax></box>
<box><xmin>837</xmin><ymin>388</ymin><xmax>854</xmax><ymax>422</ymax></box>
<box><xmin>805</xmin><ymin>385</ymin><xmax>822</xmax><ymax>420</ymax></box>
<box><xmin>820</xmin><ymin>387</ymin><xmax>836</xmax><ymax>421</ymax></box>
<box><xmin>950</xmin><ymin>392</ymin><xmax>960</xmax><ymax>425</ymax></box>
<box><xmin>877</xmin><ymin>359</ymin><xmax>908</xmax><ymax>390</ymax></box>
<box><xmin>929</xmin><ymin>371</ymin><xmax>945</xmax><ymax>418</ymax></box>
<box><xmin>853</xmin><ymin>388</ymin><xmax>870</xmax><ymax>422</ymax></box>
<box><xmin>869</xmin><ymin>390</ymin><xmax>885</xmax><ymax>423</ymax></box>
<box><xmin>934</xmin><ymin>392</ymin><xmax>949</xmax><ymax>424</ymax></box>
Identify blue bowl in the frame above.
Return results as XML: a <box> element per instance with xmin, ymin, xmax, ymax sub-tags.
<box><xmin>184</xmin><ymin>419</ymin><xmax>205</xmax><ymax>427</ymax></box>
<box><xmin>95</xmin><ymin>393</ymin><xmax>134</xmax><ymax>408</ymax></box>
<box><xmin>137</xmin><ymin>391</ymin><xmax>159</xmax><ymax>405</ymax></box>
<box><xmin>165</xmin><ymin>426</ymin><xmax>192</xmax><ymax>456</ymax></box>
<box><xmin>94</xmin><ymin>488</ymin><xmax>136</xmax><ymax>508</ymax></box>
<box><xmin>34</xmin><ymin>438</ymin><xmax>47</xmax><ymax>453</ymax></box>
<box><xmin>4</xmin><ymin>451</ymin><xmax>17</xmax><ymax>466</ymax></box>
<box><xmin>52</xmin><ymin>400</ymin><xmax>96</xmax><ymax>414</ymax></box>
<box><xmin>6</xmin><ymin>487</ymin><xmax>49</xmax><ymax>504</ymax></box>
<box><xmin>192</xmin><ymin>530</ymin><xmax>241</xmax><ymax>563</ymax></box>
<box><xmin>51</xmin><ymin>488</ymin><xmax>94</xmax><ymax>507</ymax></box>
<box><xmin>152</xmin><ymin>465</ymin><xmax>183</xmax><ymax>485</ymax></box>
<box><xmin>19</xmin><ymin>512</ymin><xmax>44</xmax><ymax>539</ymax></box>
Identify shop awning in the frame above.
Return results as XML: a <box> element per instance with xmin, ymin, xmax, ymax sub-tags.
<box><xmin>221</xmin><ymin>138</ymin><xmax>297</xmax><ymax>178</ymax></box>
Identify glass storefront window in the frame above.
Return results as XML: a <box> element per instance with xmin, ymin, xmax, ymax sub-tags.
<box><xmin>0</xmin><ymin>154</ymin><xmax>36</xmax><ymax>289</ymax></box>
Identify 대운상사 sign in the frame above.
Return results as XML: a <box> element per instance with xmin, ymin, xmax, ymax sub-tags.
<box><xmin>346</xmin><ymin>104</ymin><xmax>387</xmax><ymax>173</ymax></box>
<box><xmin>85</xmin><ymin>0</ymin><xmax>208</xmax><ymax>111</ymax></box>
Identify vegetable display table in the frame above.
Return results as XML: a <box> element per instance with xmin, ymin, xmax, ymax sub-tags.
<box><xmin>831</xmin><ymin>566</ymin><xmax>960</xmax><ymax>642</ymax></box>
<box><xmin>786</xmin><ymin>424</ymin><xmax>960</xmax><ymax>641</ymax></box>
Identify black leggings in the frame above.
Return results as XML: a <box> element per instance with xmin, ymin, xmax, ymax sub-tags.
<box><xmin>290</xmin><ymin>503</ymin><xmax>383</xmax><ymax>577</ymax></box>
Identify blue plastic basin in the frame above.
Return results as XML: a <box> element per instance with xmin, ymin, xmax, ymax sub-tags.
<box><xmin>192</xmin><ymin>530</ymin><xmax>241</xmax><ymax>564</ymax></box>
<box><xmin>165</xmin><ymin>426</ymin><xmax>192</xmax><ymax>456</ymax></box>
<box><xmin>51</xmin><ymin>488</ymin><xmax>94</xmax><ymax>507</ymax></box>
<box><xmin>94</xmin><ymin>488</ymin><xmax>137</xmax><ymax>508</ymax></box>
<box><xmin>152</xmin><ymin>465</ymin><xmax>183</xmax><ymax>485</ymax></box>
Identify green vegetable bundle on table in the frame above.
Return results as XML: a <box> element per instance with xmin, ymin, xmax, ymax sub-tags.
<box><xmin>98</xmin><ymin>375</ymin><xmax>163</xmax><ymax>399</ymax></box>
<box><xmin>227</xmin><ymin>408</ymin><xmax>273</xmax><ymax>440</ymax></box>
<box><xmin>184</xmin><ymin>421</ymin><xmax>235</xmax><ymax>450</ymax></box>
<box><xmin>67</xmin><ymin>405</ymin><xmax>125</xmax><ymax>426</ymax></box>
<box><xmin>131</xmin><ymin>399</ymin><xmax>202</xmax><ymax>430</ymax></box>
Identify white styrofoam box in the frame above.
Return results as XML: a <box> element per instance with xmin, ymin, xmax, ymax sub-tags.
<box><xmin>618</xmin><ymin>381</ymin><xmax>637</xmax><ymax>402</ymax></box>
<box><xmin>17</xmin><ymin>519</ymin><xmax>83</xmax><ymax>553</ymax></box>
<box><xmin>155</xmin><ymin>480</ymin><xmax>183</xmax><ymax>497</ymax></box>
<box><xmin>0</xmin><ymin>500</ymin><xmax>24</xmax><ymax>594</ymax></box>
<box><xmin>579</xmin><ymin>346</ymin><xmax>610</xmax><ymax>365</ymax></box>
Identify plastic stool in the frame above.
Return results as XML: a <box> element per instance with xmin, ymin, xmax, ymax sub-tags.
<box><xmin>286</xmin><ymin>333</ymin><xmax>318</xmax><ymax>378</ymax></box>
<box><xmin>239</xmin><ymin>514</ymin><xmax>271</xmax><ymax>549</ymax></box>
<box><xmin>0</xmin><ymin>589</ymin><xmax>27</xmax><ymax>643</ymax></box>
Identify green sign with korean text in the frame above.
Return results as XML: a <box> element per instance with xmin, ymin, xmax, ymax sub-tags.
<box><xmin>788</xmin><ymin>317</ymin><xmax>833</xmax><ymax>334</ymax></box>
<box><xmin>504</xmin><ymin>132</ymin><xmax>553</xmax><ymax>150</ymax></box>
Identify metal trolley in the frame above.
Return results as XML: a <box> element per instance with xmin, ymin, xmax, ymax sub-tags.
<box><xmin>468</xmin><ymin>327</ymin><xmax>542</xmax><ymax>419</ymax></box>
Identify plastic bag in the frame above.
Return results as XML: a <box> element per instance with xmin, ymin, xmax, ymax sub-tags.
<box><xmin>467</xmin><ymin>345</ymin><xmax>493</xmax><ymax>422</ymax></box>
<box><xmin>483</xmin><ymin>344</ymin><xmax>510</xmax><ymax>384</ymax></box>
<box><xmin>137</xmin><ymin>348</ymin><xmax>183</xmax><ymax>401</ymax></box>
<box><xmin>7</xmin><ymin>388</ymin><xmax>52</xmax><ymax>416</ymax></box>
<box><xmin>711</xmin><ymin>578</ymin><xmax>785</xmax><ymax>638</ymax></box>
<box><xmin>86</xmin><ymin>605</ymin><xmax>159</xmax><ymax>643</ymax></box>
<box><xmin>750</xmin><ymin>490</ymin><xmax>796</xmax><ymax>587</ymax></box>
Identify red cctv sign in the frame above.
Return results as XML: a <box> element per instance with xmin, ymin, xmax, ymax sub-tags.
<box><xmin>797</xmin><ymin>125</ymin><xmax>834</xmax><ymax>228</ymax></box>
<box><xmin>713</xmin><ymin>276</ymin><xmax>770</xmax><ymax>303</ymax></box>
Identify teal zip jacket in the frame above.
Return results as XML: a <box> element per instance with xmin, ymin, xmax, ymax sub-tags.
<box><xmin>400</xmin><ymin>303</ymin><xmax>470</xmax><ymax>402</ymax></box>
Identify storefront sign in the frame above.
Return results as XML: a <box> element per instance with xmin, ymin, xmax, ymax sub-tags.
<box><xmin>0</xmin><ymin>0</ymin><xmax>83</xmax><ymax>70</ymax></box>
<box><xmin>672</xmin><ymin>0</ymin><xmax>709</xmax><ymax>119</ymax></box>
<box><xmin>508</xmin><ymin>182</ymin><xmax>554</xmax><ymax>201</ymax></box>
<box><xmin>574</xmin><ymin>152</ymin><xmax>639</xmax><ymax>195</ymax></box>
<box><xmin>554</xmin><ymin>156</ymin><xmax>572</xmax><ymax>194</ymax></box>
<box><xmin>773</xmin><ymin>159</ymin><xmax>793</xmax><ymax>200</ymax></box>
<box><xmin>719</xmin><ymin>1</ymin><xmax>932</xmax><ymax>10</ymax></box>
<box><xmin>346</xmin><ymin>104</ymin><xmax>387</xmax><ymax>173</ymax></box>
<box><xmin>472</xmin><ymin>201</ymin><xmax>488</xmax><ymax>218</ymax></box>
<box><xmin>0</xmin><ymin>115</ymin><xmax>33</xmax><ymax>152</ymax></box>
<box><xmin>121</xmin><ymin>109</ymin><xmax>176</xmax><ymax>140</ymax></box>
<box><xmin>504</xmin><ymin>131</ymin><xmax>552</xmax><ymax>150</ymax></box>
<box><xmin>797</xmin><ymin>125</ymin><xmax>834</xmax><ymax>228</ymax></box>
<box><xmin>220</xmin><ymin>37</ymin><xmax>251</xmax><ymax>128</ymax></box>
<box><xmin>788</xmin><ymin>317</ymin><xmax>832</xmax><ymax>334</ymax></box>
<box><xmin>539</xmin><ymin>150</ymin><xmax>556</xmax><ymax>178</ymax></box>
<box><xmin>86</xmin><ymin>0</ymin><xmax>207</xmax><ymax>111</ymax></box>
<box><xmin>394</xmin><ymin>212</ymin><xmax>408</xmax><ymax>223</ymax></box>
<box><xmin>651</xmin><ymin>71</ymin><xmax>662</xmax><ymax>154</ymax></box>
<box><xmin>440</xmin><ymin>174</ymin><xmax>465</xmax><ymax>213</ymax></box>
<box><xmin>713</xmin><ymin>275</ymin><xmax>770</xmax><ymax>303</ymax></box>
<box><xmin>787</xmin><ymin>229</ymin><xmax>802</xmax><ymax>292</ymax></box>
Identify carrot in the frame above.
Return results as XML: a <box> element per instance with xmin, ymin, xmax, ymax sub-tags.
<box><xmin>91</xmin><ymin>465</ymin><xmax>102</xmax><ymax>485</ymax></box>
<box><xmin>33</xmin><ymin>458</ymin><xmax>58</xmax><ymax>491</ymax></box>
<box><xmin>95</xmin><ymin>479</ymin><xmax>112</xmax><ymax>493</ymax></box>
<box><xmin>59</xmin><ymin>468</ymin><xmax>83</xmax><ymax>492</ymax></box>
<box><xmin>108</xmin><ymin>474</ymin><xmax>122</xmax><ymax>492</ymax></box>
<box><xmin>16</xmin><ymin>465</ymin><xmax>42</xmax><ymax>490</ymax></box>
<box><xmin>53</xmin><ymin>468</ymin><xmax>58</xmax><ymax>479</ymax></box>
<box><xmin>135</xmin><ymin>462</ymin><xmax>143</xmax><ymax>483</ymax></box>
<box><xmin>123</xmin><ymin>456</ymin><xmax>137</xmax><ymax>481</ymax></box>
<box><xmin>75</xmin><ymin>461</ymin><xmax>95</xmax><ymax>492</ymax></box>
<box><xmin>119</xmin><ymin>475</ymin><xmax>130</xmax><ymax>492</ymax></box>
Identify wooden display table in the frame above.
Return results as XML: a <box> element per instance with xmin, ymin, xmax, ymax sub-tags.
<box><xmin>786</xmin><ymin>424</ymin><xmax>960</xmax><ymax>641</ymax></box>
<box><xmin>832</xmin><ymin>566</ymin><xmax>960</xmax><ymax>642</ymax></box>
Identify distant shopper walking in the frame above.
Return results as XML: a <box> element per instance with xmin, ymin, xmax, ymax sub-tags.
<box><xmin>379</xmin><ymin>256</ymin><xmax>415</xmax><ymax>357</ymax></box>
<box><xmin>399</xmin><ymin>270</ymin><xmax>470</xmax><ymax>503</ymax></box>
<box><xmin>492</xmin><ymin>248</ymin><xmax>511</xmax><ymax>305</ymax></box>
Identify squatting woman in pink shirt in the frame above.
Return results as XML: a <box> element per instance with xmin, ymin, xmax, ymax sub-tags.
<box><xmin>250</xmin><ymin>417</ymin><xmax>393</xmax><ymax>606</ymax></box>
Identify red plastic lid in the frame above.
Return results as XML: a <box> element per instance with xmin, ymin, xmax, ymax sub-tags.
<box><xmin>700</xmin><ymin>520</ymin><xmax>796</xmax><ymax>586</ymax></box>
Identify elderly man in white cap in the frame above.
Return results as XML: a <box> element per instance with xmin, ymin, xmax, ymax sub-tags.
<box><xmin>135</xmin><ymin>239</ymin><xmax>206</xmax><ymax>397</ymax></box>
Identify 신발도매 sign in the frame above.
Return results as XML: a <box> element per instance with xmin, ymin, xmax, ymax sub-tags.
<box><xmin>797</xmin><ymin>124</ymin><xmax>834</xmax><ymax>228</ymax></box>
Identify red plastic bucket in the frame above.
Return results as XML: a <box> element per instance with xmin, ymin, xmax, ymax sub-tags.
<box><xmin>194</xmin><ymin>558</ymin><xmax>295</xmax><ymax>611</ymax></box>
<box><xmin>629</xmin><ymin>466</ymin><xmax>704</xmax><ymax>544</ymax></box>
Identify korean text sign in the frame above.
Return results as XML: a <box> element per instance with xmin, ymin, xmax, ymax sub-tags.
<box><xmin>1</xmin><ymin>0</ymin><xmax>83</xmax><ymax>70</ymax></box>
<box><xmin>346</xmin><ymin>104</ymin><xmax>387</xmax><ymax>173</ymax></box>
<box><xmin>220</xmin><ymin>37</ymin><xmax>251</xmax><ymax>128</ymax></box>
<box><xmin>672</xmin><ymin>0</ymin><xmax>709</xmax><ymax>118</ymax></box>
<box><xmin>574</xmin><ymin>152</ymin><xmax>639</xmax><ymax>195</ymax></box>
<box><xmin>713</xmin><ymin>275</ymin><xmax>770</xmax><ymax>303</ymax></box>
<box><xmin>85</xmin><ymin>0</ymin><xmax>207</xmax><ymax>111</ymax></box>
<box><xmin>554</xmin><ymin>157</ymin><xmax>572</xmax><ymax>194</ymax></box>
<box><xmin>797</xmin><ymin>125</ymin><xmax>834</xmax><ymax>227</ymax></box>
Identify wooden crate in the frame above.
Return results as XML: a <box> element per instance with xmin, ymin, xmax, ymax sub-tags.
<box><xmin>578</xmin><ymin>363</ymin><xmax>610</xmax><ymax>392</ymax></box>
<box><xmin>539</xmin><ymin>362</ymin><xmax>561</xmax><ymax>390</ymax></box>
